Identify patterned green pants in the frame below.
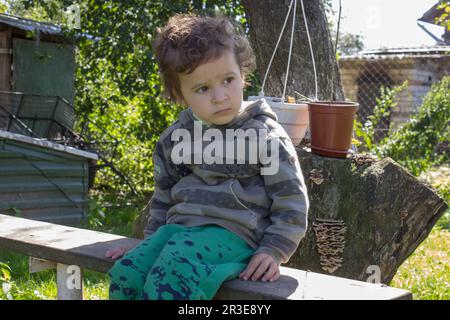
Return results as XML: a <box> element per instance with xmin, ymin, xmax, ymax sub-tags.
<box><xmin>108</xmin><ymin>224</ymin><xmax>254</xmax><ymax>300</ymax></box>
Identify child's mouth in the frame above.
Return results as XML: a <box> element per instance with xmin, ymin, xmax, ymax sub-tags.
<box><xmin>215</xmin><ymin>108</ymin><xmax>232</xmax><ymax>115</ymax></box>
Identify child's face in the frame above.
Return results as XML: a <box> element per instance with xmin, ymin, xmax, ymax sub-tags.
<box><xmin>177</xmin><ymin>51</ymin><xmax>245</xmax><ymax>125</ymax></box>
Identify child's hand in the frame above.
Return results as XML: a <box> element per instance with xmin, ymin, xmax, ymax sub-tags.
<box><xmin>105</xmin><ymin>245</ymin><xmax>134</xmax><ymax>260</ymax></box>
<box><xmin>239</xmin><ymin>253</ymin><xmax>280</xmax><ymax>282</ymax></box>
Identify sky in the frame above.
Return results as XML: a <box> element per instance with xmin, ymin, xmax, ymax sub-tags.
<box><xmin>330</xmin><ymin>0</ymin><xmax>446</xmax><ymax>49</ymax></box>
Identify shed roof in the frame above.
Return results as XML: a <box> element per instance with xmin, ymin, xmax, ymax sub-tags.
<box><xmin>0</xmin><ymin>13</ymin><xmax>64</xmax><ymax>36</ymax></box>
<box><xmin>0</xmin><ymin>129</ymin><xmax>98</xmax><ymax>160</ymax></box>
<box><xmin>341</xmin><ymin>45</ymin><xmax>450</xmax><ymax>60</ymax></box>
<box><xmin>0</xmin><ymin>13</ymin><xmax>95</xmax><ymax>41</ymax></box>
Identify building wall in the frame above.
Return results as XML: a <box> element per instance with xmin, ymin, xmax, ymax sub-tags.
<box><xmin>0</xmin><ymin>136</ymin><xmax>90</xmax><ymax>225</ymax></box>
<box><xmin>12</xmin><ymin>38</ymin><xmax>75</xmax><ymax>104</ymax></box>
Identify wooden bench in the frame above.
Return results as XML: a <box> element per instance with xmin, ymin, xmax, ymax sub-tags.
<box><xmin>0</xmin><ymin>214</ymin><xmax>412</xmax><ymax>300</ymax></box>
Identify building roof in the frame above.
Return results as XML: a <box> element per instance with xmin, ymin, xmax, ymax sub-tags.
<box><xmin>0</xmin><ymin>129</ymin><xmax>98</xmax><ymax>160</ymax></box>
<box><xmin>341</xmin><ymin>45</ymin><xmax>450</xmax><ymax>60</ymax></box>
<box><xmin>362</xmin><ymin>45</ymin><xmax>450</xmax><ymax>55</ymax></box>
<box><xmin>0</xmin><ymin>13</ymin><xmax>64</xmax><ymax>36</ymax></box>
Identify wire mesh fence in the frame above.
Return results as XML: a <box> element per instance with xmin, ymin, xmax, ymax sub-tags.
<box><xmin>339</xmin><ymin>46</ymin><xmax>450</xmax><ymax>141</ymax></box>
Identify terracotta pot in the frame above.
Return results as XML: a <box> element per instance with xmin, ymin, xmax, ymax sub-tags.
<box><xmin>248</xmin><ymin>96</ymin><xmax>309</xmax><ymax>146</ymax></box>
<box><xmin>307</xmin><ymin>101</ymin><xmax>359</xmax><ymax>158</ymax></box>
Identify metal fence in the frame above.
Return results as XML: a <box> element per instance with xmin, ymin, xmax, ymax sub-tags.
<box><xmin>339</xmin><ymin>46</ymin><xmax>450</xmax><ymax>142</ymax></box>
<box><xmin>0</xmin><ymin>91</ymin><xmax>75</xmax><ymax>139</ymax></box>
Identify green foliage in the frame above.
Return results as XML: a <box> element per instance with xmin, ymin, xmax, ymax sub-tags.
<box><xmin>437</xmin><ymin>211</ymin><xmax>450</xmax><ymax>230</ymax></box>
<box><xmin>419</xmin><ymin>164</ymin><xmax>450</xmax><ymax>229</ymax></box>
<box><xmin>355</xmin><ymin>77</ymin><xmax>449</xmax><ymax>176</ymax></box>
<box><xmin>84</xmin><ymin>198</ymin><xmax>105</xmax><ymax>229</ymax></box>
<box><xmin>436</xmin><ymin>1</ymin><xmax>450</xmax><ymax>31</ymax></box>
<box><xmin>337</xmin><ymin>32</ymin><xmax>365</xmax><ymax>56</ymax></box>
<box><xmin>380</xmin><ymin>76</ymin><xmax>450</xmax><ymax>176</ymax></box>
<box><xmin>354</xmin><ymin>81</ymin><xmax>408</xmax><ymax>156</ymax></box>
<box><xmin>3</xmin><ymin>205</ymin><xmax>22</xmax><ymax>217</ymax></box>
<box><xmin>0</xmin><ymin>2</ymin><xmax>7</xmax><ymax>13</ymax></box>
<box><xmin>0</xmin><ymin>262</ymin><xmax>11</xmax><ymax>282</ymax></box>
<box><xmin>0</xmin><ymin>260</ymin><xmax>14</xmax><ymax>300</ymax></box>
<box><xmin>1</xmin><ymin>0</ymin><xmax>69</xmax><ymax>22</ymax></box>
<box><xmin>82</xmin><ymin>190</ymin><xmax>146</xmax><ymax>236</ymax></box>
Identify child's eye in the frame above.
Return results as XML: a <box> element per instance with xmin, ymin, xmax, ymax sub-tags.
<box><xmin>196</xmin><ymin>86</ymin><xmax>208</xmax><ymax>94</ymax></box>
<box><xmin>224</xmin><ymin>77</ymin><xmax>234</xmax><ymax>84</ymax></box>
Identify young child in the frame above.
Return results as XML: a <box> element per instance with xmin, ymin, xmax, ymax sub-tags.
<box><xmin>106</xmin><ymin>13</ymin><xmax>309</xmax><ymax>300</ymax></box>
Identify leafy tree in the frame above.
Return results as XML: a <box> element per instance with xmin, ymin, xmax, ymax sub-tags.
<box><xmin>337</xmin><ymin>32</ymin><xmax>364</xmax><ymax>56</ymax></box>
<box><xmin>0</xmin><ymin>2</ymin><xmax>7</xmax><ymax>13</ymax></box>
<box><xmin>436</xmin><ymin>1</ymin><xmax>450</xmax><ymax>31</ymax></box>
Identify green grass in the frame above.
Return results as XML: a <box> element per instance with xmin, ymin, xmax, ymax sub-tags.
<box><xmin>390</xmin><ymin>164</ymin><xmax>449</xmax><ymax>300</ymax></box>
<box><xmin>390</xmin><ymin>221</ymin><xmax>450</xmax><ymax>300</ymax></box>
<box><xmin>0</xmin><ymin>250</ymin><xmax>109</xmax><ymax>300</ymax></box>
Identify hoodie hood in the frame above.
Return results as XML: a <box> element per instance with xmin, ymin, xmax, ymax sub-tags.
<box><xmin>178</xmin><ymin>98</ymin><xmax>278</xmax><ymax>130</ymax></box>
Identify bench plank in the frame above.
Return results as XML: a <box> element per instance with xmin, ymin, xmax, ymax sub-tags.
<box><xmin>0</xmin><ymin>213</ymin><xmax>138</xmax><ymax>273</ymax></box>
<box><xmin>0</xmin><ymin>214</ymin><xmax>412</xmax><ymax>300</ymax></box>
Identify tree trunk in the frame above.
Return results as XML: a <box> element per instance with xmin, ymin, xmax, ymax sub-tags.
<box><xmin>241</xmin><ymin>0</ymin><xmax>345</xmax><ymax>101</ymax></box>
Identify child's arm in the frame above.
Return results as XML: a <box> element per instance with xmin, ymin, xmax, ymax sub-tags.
<box><xmin>143</xmin><ymin>139</ymin><xmax>179</xmax><ymax>238</ymax></box>
<box><xmin>248</xmin><ymin>136</ymin><xmax>309</xmax><ymax>275</ymax></box>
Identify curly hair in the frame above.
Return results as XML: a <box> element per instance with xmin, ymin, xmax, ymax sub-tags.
<box><xmin>153</xmin><ymin>13</ymin><xmax>256</xmax><ymax>102</ymax></box>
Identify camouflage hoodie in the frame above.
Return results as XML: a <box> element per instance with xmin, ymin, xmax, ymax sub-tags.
<box><xmin>143</xmin><ymin>98</ymin><xmax>309</xmax><ymax>263</ymax></box>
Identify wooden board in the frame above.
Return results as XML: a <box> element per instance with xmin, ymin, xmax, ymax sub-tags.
<box><xmin>0</xmin><ymin>213</ymin><xmax>137</xmax><ymax>273</ymax></box>
<box><xmin>215</xmin><ymin>267</ymin><xmax>412</xmax><ymax>300</ymax></box>
<box><xmin>0</xmin><ymin>29</ymin><xmax>11</xmax><ymax>91</ymax></box>
<box><xmin>0</xmin><ymin>214</ymin><xmax>412</xmax><ymax>300</ymax></box>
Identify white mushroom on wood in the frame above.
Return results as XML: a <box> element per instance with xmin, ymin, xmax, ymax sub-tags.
<box><xmin>313</xmin><ymin>218</ymin><xmax>347</xmax><ymax>274</ymax></box>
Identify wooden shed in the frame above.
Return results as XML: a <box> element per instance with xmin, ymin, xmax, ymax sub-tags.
<box><xmin>0</xmin><ymin>13</ymin><xmax>75</xmax><ymax>104</ymax></box>
<box><xmin>0</xmin><ymin>129</ymin><xmax>97</xmax><ymax>225</ymax></box>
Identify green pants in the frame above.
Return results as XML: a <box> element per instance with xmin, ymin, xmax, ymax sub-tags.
<box><xmin>108</xmin><ymin>224</ymin><xmax>255</xmax><ymax>300</ymax></box>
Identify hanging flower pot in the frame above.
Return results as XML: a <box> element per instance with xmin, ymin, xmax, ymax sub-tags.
<box><xmin>307</xmin><ymin>101</ymin><xmax>359</xmax><ymax>158</ymax></box>
<box><xmin>248</xmin><ymin>96</ymin><xmax>309</xmax><ymax>146</ymax></box>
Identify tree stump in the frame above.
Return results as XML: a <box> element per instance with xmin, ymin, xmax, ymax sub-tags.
<box><xmin>287</xmin><ymin>148</ymin><xmax>447</xmax><ymax>284</ymax></box>
<box><xmin>133</xmin><ymin>148</ymin><xmax>448</xmax><ymax>284</ymax></box>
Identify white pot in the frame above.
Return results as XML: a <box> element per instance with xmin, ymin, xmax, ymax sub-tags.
<box><xmin>247</xmin><ymin>96</ymin><xmax>309</xmax><ymax>146</ymax></box>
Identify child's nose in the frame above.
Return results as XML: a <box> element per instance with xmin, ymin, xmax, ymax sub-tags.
<box><xmin>211</xmin><ymin>87</ymin><xmax>227</xmax><ymax>104</ymax></box>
